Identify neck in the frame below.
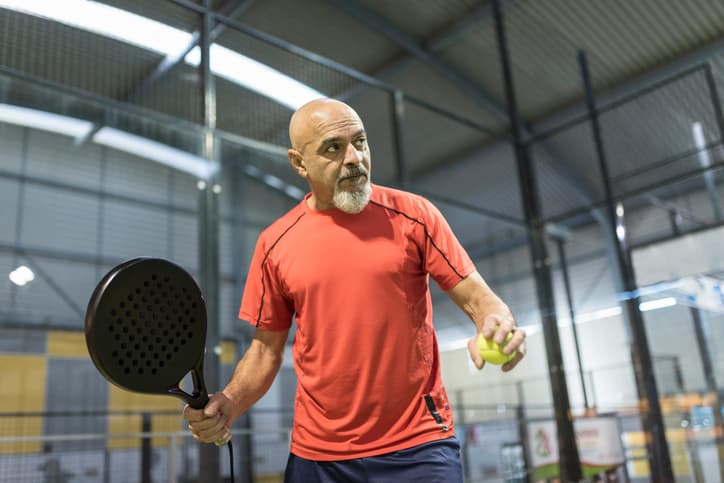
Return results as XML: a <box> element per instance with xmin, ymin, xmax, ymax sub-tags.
<box><xmin>306</xmin><ymin>193</ymin><xmax>335</xmax><ymax>211</ymax></box>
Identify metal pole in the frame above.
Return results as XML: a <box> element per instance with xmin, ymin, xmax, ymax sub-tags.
<box><xmin>516</xmin><ymin>381</ymin><xmax>531</xmax><ymax>483</ymax></box>
<box><xmin>691</xmin><ymin>121</ymin><xmax>722</xmax><ymax>222</ymax></box>
<box><xmin>168</xmin><ymin>433</ymin><xmax>177</xmax><ymax>483</ymax></box>
<box><xmin>554</xmin><ymin>238</ymin><xmax>589</xmax><ymax>410</ymax></box>
<box><xmin>198</xmin><ymin>1</ymin><xmax>221</xmax><ymax>481</ymax></box>
<box><xmin>578</xmin><ymin>49</ymin><xmax>674</xmax><ymax>481</ymax></box>
<box><xmin>491</xmin><ymin>1</ymin><xmax>582</xmax><ymax>480</ymax></box>
<box><xmin>690</xmin><ymin>307</ymin><xmax>724</xmax><ymax>481</ymax></box>
<box><xmin>587</xmin><ymin>370</ymin><xmax>597</xmax><ymax>409</ymax></box>
<box><xmin>455</xmin><ymin>390</ymin><xmax>471</xmax><ymax>481</ymax></box>
<box><xmin>231</xmin><ymin>160</ymin><xmax>255</xmax><ymax>483</ymax></box>
<box><xmin>141</xmin><ymin>413</ymin><xmax>152</xmax><ymax>483</ymax></box>
<box><xmin>702</xmin><ymin>65</ymin><xmax>724</xmax><ymax>222</ymax></box>
<box><xmin>704</xmin><ymin>64</ymin><xmax>724</xmax><ymax>144</ymax></box>
<box><xmin>668</xmin><ymin>209</ymin><xmax>681</xmax><ymax>236</ymax></box>
<box><xmin>390</xmin><ymin>90</ymin><xmax>410</xmax><ymax>187</ymax></box>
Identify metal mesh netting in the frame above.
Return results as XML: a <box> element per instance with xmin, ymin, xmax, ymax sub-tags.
<box><xmin>530</xmin><ymin>62</ymin><xmax>724</xmax><ymax>224</ymax></box>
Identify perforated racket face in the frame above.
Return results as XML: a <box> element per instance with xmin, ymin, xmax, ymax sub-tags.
<box><xmin>85</xmin><ymin>258</ymin><xmax>207</xmax><ymax>403</ymax></box>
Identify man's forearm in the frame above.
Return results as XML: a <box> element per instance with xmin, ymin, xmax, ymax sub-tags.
<box><xmin>448</xmin><ymin>271</ymin><xmax>513</xmax><ymax>331</ymax></box>
<box><xmin>222</xmin><ymin>329</ymin><xmax>287</xmax><ymax>421</ymax></box>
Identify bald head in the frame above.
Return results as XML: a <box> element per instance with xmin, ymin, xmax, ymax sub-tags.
<box><xmin>289</xmin><ymin>98</ymin><xmax>363</xmax><ymax>152</ymax></box>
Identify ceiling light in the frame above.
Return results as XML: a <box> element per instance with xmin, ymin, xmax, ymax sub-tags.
<box><xmin>0</xmin><ymin>0</ymin><xmax>324</xmax><ymax>109</ymax></box>
<box><xmin>0</xmin><ymin>0</ymin><xmax>192</xmax><ymax>57</ymax></box>
<box><xmin>0</xmin><ymin>103</ymin><xmax>94</xmax><ymax>140</ymax></box>
<box><xmin>639</xmin><ymin>297</ymin><xmax>677</xmax><ymax>312</ymax></box>
<box><xmin>616</xmin><ymin>225</ymin><xmax>626</xmax><ymax>241</ymax></box>
<box><xmin>93</xmin><ymin>127</ymin><xmax>217</xmax><ymax>179</ymax></box>
<box><xmin>9</xmin><ymin>265</ymin><xmax>35</xmax><ymax>287</ymax></box>
<box><xmin>615</xmin><ymin>203</ymin><xmax>624</xmax><ymax>218</ymax></box>
<box><xmin>692</xmin><ymin>122</ymin><xmax>712</xmax><ymax>168</ymax></box>
<box><xmin>185</xmin><ymin>45</ymin><xmax>323</xmax><ymax>110</ymax></box>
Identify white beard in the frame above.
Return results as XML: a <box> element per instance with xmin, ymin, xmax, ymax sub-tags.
<box><xmin>333</xmin><ymin>178</ymin><xmax>371</xmax><ymax>214</ymax></box>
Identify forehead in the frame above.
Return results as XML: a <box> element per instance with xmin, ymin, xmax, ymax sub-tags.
<box><xmin>308</xmin><ymin>106</ymin><xmax>364</xmax><ymax>142</ymax></box>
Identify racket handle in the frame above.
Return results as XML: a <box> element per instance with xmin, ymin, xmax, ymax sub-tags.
<box><xmin>190</xmin><ymin>391</ymin><xmax>209</xmax><ymax>409</ymax></box>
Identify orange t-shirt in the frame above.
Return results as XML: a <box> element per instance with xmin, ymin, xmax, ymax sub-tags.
<box><xmin>239</xmin><ymin>184</ymin><xmax>475</xmax><ymax>461</ymax></box>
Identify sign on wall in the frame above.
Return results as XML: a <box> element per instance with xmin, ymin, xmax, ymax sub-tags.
<box><xmin>527</xmin><ymin>417</ymin><xmax>625</xmax><ymax>478</ymax></box>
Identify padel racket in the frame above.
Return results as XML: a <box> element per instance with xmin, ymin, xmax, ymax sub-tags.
<box><xmin>85</xmin><ymin>257</ymin><xmax>234</xmax><ymax>480</ymax></box>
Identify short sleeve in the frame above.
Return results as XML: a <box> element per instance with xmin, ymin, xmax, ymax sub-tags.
<box><xmin>238</xmin><ymin>234</ymin><xmax>294</xmax><ymax>331</ymax></box>
<box><xmin>416</xmin><ymin>197</ymin><xmax>476</xmax><ymax>291</ymax></box>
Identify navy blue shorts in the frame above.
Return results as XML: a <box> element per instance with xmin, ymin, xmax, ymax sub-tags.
<box><xmin>284</xmin><ymin>437</ymin><xmax>463</xmax><ymax>483</ymax></box>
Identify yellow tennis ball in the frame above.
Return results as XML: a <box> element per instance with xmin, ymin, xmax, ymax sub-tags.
<box><xmin>477</xmin><ymin>332</ymin><xmax>516</xmax><ymax>365</ymax></box>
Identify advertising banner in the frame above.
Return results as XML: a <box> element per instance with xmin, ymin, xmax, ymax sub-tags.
<box><xmin>527</xmin><ymin>417</ymin><xmax>625</xmax><ymax>479</ymax></box>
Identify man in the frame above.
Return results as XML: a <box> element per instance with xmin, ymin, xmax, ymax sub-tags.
<box><xmin>184</xmin><ymin>98</ymin><xmax>526</xmax><ymax>482</ymax></box>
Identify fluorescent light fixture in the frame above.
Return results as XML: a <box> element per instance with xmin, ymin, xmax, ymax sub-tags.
<box><xmin>262</xmin><ymin>173</ymin><xmax>286</xmax><ymax>190</ymax></box>
<box><xmin>185</xmin><ymin>45</ymin><xmax>323</xmax><ymax>110</ymax></box>
<box><xmin>615</xmin><ymin>203</ymin><xmax>624</xmax><ymax>218</ymax></box>
<box><xmin>0</xmin><ymin>0</ymin><xmax>324</xmax><ymax>109</ymax></box>
<box><xmin>441</xmin><ymin>297</ymin><xmax>677</xmax><ymax>353</ymax></box>
<box><xmin>242</xmin><ymin>163</ymin><xmax>305</xmax><ymax>199</ymax></box>
<box><xmin>0</xmin><ymin>103</ymin><xmax>94</xmax><ymax>140</ymax></box>
<box><xmin>9</xmin><ymin>265</ymin><xmax>35</xmax><ymax>287</ymax></box>
<box><xmin>0</xmin><ymin>0</ymin><xmax>192</xmax><ymax>57</ymax></box>
<box><xmin>576</xmin><ymin>306</ymin><xmax>623</xmax><ymax>323</ymax></box>
<box><xmin>616</xmin><ymin>225</ymin><xmax>626</xmax><ymax>241</ymax></box>
<box><xmin>284</xmin><ymin>185</ymin><xmax>306</xmax><ymax>200</ymax></box>
<box><xmin>93</xmin><ymin>127</ymin><xmax>216</xmax><ymax>179</ymax></box>
<box><xmin>692</xmin><ymin>122</ymin><xmax>712</xmax><ymax>168</ymax></box>
<box><xmin>639</xmin><ymin>297</ymin><xmax>677</xmax><ymax>312</ymax></box>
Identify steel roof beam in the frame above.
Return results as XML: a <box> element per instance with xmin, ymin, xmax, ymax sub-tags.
<box><xmin>328</xmin><ymin>0</ymin><xmax>601</xmax><ymax>210</ymax></box>
<box><xmin>124</xmin><ymin>0</ymin><xmax>256</xmax><ymax>103</ymax></box>
<box><xmin>327</xmin><ymin>0</ymin><xmax>510</xmax><ymax>123</ymax></box>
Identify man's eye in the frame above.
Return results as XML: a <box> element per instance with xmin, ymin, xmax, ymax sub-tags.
<box><xmin>326</xmin><ymin>143</ymin><xmax>339</xmax><ymax>153</ymax></box>
<box><xmin>355</xmin><ymin>138</ymin><xmax>367</xmax><ymax>148</ymax></box>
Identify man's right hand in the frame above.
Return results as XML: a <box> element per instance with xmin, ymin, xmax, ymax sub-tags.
<box><xmin>183</xmin><ymin>392</ymin><xmax>234</xmax><ymax>445</ymax></box>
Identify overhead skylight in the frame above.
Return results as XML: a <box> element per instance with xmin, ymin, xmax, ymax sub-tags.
<box><xmin>93</xmin><ymin>127</ymin><xmax>216</xmax><ymax>179</ymax></box>
<box><xmin>0</xmin><ymin>0</ymin><xmax>192</xmax><ymax>57</ymax></box>
<box><xmin>0</xmin><ymin>103</ymin><xmax>94</xmax><ymax>140</ymax></box>
<box><xmin>0</xmin><ymin>0</ymin><xmax>324</xmax><ymax>109</ymax></box>
<box><xmin>185</xmin><ymin>45</ymin><xmax>323</xmax><ymax>110</ymax></box>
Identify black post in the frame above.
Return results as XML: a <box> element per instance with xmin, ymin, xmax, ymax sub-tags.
<box><xmin>491</xmin><ymin>1</ymin><xmax>582</xmax><ymax>480</ymax></box>
<box><xmin>455</xmin><ymin>390</ymin><xmax>471</xmax><ymax>481</ymax></box>
<box><xmin>704</xmin><ymin>64</ymin><xmax>724</xmax><ymax>142</ymax></box>
<box><xmin>702</xmin><ymin>64</ymin><xmax>723</xmax><ymax>222</ymax></box>
<box><xmin>690</xmin><ymin>307</ymin><xmax>724</xmax><ymax>481</ymax></box>
<box><xmin>390</xmin><ymin>89</ymin><xmax>410</xmax><ymax>187</ymax></box>
<box><xmin>231</xmin><ymin>160</ymin><xmax>255</xmax><ymax>483</ymax></box>
<box><xmin>198</xmin><ymin>1</ymin><xmax>221</xmax><ymax>481</ymax></box>
<box><xmin>141</xmin><ymin>412</ymin><xmax>152</xmax><ymax>483</ymax></box>
<box><xmin>554</xmin><ymin>238</ymin><xmax>589</xmax><ymax>410</ymax></box>
<box><xmin>578</xmin><ymin>49</ymin><xmax>674</xmax><ymax>481</ymax></box>
<box><xmin>668</xmin><ymin>209</ymin><xmax>681</xmax><ymax>236</ymax></box>
<box><xmin>516</xmin><ymin>381</ymin><xmax>531</xmax><ymax>483</ymax></box>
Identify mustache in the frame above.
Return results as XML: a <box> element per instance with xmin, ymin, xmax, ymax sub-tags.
<box><xmin>338</xmin><ymin>166</ymin><xmax>369</xmax><ymax>181</ymax></box>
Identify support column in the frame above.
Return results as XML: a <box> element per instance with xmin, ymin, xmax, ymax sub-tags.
<box><xmin>578</xmin><ymin>49</ymin><xmax>674</xmax><ymax>481</ymax></box>
<box><xmin>690</xmin><ymin>307</ymin><xmax>724</xmax><ymax>481</ymax></box>
<box><xmin>231</xmin><ymin>158</ymin><xmax>255</xmax><ymax>483</ymax></box>
<box><xmin>198</xmin><ymin>1</ymin><xmax>221</xmax><ymax>481</ymax></box>
<box><xmin>390</xmin><ymin>89</ymin><xmax>409</xmax><ymax>187</ymax></box>
<box><xmin>491</xmin><ymin>1</ymin><xmax>582</xmax><ymax>480</ymax></box>
<box><xmin>552</xmin><ymin>235</ymin><xmax>589</xmax><ymax>410</ymax></box>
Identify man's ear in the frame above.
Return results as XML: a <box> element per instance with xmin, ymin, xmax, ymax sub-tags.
<box><xmin>288</xmin><ymin>149</ymin><xmax>307</xmax><ymax>178</ymax></box>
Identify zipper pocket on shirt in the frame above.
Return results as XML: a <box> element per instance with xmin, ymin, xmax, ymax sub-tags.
<box><xmin>424</xmin><ymin>394</ymin><xmax>449</xmax><ymax>431</ymax></box>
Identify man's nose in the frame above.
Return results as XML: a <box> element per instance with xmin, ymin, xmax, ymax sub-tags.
<box><xmin>344</xmin><ymin>142</ymin><xmax>363</xmax><ymax>165</ymax></box>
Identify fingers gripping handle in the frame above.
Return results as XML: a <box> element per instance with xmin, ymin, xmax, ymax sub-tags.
<box><xmin>215</xmin><ymin>434</ymin><xmax>232</xmax><ymax>446</ymax></box>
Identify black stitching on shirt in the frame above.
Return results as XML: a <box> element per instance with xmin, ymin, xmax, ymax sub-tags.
<box><xmin>255</xmin><ymin>212</ymin><xmax>306</xmax><ymax>327</ymax></box>
<box><xmin>369</xmin><ymin>199</ymin><xmax>465</xmax><ymax>280</ymax></box>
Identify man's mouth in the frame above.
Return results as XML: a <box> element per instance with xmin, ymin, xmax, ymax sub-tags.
<box><xmin>339</xmin><ymin>173</ymin><xmax>367</xmax><ymax>183</ymax></box>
